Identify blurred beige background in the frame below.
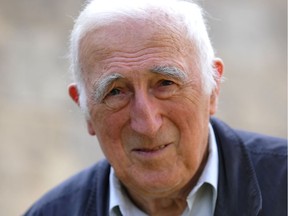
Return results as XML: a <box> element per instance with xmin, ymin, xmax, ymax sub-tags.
<box><xmin>0</xmin><ymin>0</ymin><xmax>286</xmax><ymax>215</ymax></box>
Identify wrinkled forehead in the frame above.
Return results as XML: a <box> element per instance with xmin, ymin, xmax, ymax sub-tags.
<box><xmin>78</xmin><ymin>17</ymin><xmax>194</xmax><ymax>66</ymax></box>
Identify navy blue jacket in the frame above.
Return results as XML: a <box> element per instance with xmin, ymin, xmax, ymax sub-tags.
<box><xmin>24</xmin><ymin>118</ymin><xmax>287</xmax><ymax>215</ymax></box>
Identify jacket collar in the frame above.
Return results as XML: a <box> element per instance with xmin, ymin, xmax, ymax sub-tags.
<box><xmin>84</xmin><ymin>160</ymin><xmax>111</xmax><ymax>216</ymax></box>
<box><xmin>211</xmin><ymin>118</ymin><xmax>262</xmax><ymax>216</ymax></box>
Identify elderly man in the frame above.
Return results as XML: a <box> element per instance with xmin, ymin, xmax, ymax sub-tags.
<box><xmin>25</xmin><ymin>0</ymin><xmax>287</xmax><ymax>215</ymax></box>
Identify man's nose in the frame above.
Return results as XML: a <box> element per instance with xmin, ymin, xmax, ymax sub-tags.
<box><xmin>130</xmin><ymin>91</ymin><xmax>163</xmax><ymax>137</ymax></box>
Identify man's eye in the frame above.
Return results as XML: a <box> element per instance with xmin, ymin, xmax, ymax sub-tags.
<box><xmin>160</xmin><ymin>80</ymin><xmax>175</xmax><ymax>86</ymax></box>
<box><xmin>107</xmin><ymin>88</ymin><xmax>121</xmax><ymax>96</ymax></box>
<box><xmin>103</xmin><ymin>88</ymin><xmax>131</xmax><ymax>110</ymax></box>
<box><xmin>154</xmin><ymin>79</ymin><xmax>179</xmax><ymax>99</ymax></box>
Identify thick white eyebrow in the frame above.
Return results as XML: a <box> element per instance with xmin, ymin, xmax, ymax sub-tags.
<box><xmin>93</xmin><ymin>73</ymin><xmax>124</xmax><ymax>102</ymax></box>
<box><xmin>151</xmin><ymin>66</ymin><xmax>188</xmax><ymax>81</ymax></box>
<box><xmin>92</xmin><ymin>66</ymin><xmax>187</xmax><ymax>103</ymax></box>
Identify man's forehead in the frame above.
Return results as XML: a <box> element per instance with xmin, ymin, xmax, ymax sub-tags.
<box><xmin>79</xmin><ymin>18</ymin><xmax>189</xmax><ymax>53</ymax></box>
<box><xmin>78</xmin><ymin>17</ymin><xmax>197</xmax><ymax>83</ymax></box>
<box><xmin>79</xmin><ymin>29</ymin><xmax>192</xmax><ymax>74</ymax></box>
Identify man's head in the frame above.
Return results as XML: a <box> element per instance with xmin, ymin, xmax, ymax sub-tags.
<box><xmin>68</xmin><ymin>0</ymin><xmax>223</xmax><ymax>200</ymax></box>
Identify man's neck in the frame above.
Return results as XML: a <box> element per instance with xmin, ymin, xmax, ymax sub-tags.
<box><xmin>123</xmin><ymin>149</ymin><xmax>209</xmax><ymax>215</ymax></box>
<box><xmin>126</xmin><ymin>195</ymin><xmax>187</xmax><ymax>216</ymax></box>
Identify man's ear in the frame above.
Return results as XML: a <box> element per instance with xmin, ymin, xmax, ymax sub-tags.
<box><xmin>87</xmin><ymin>120</ymin><xmax>96</xmax><ymax>136</ymax></box>
<box><xmin>68</xmin><ymin>83</ymin><xmax>80</xmax><ymax>106</ymax></box>
<box><xmin>209</xmin><ymin>58</ymin><xmax>224</xmax><ymax>115</ymax></box>
<box><xmin>68</xmin><ymin>83</ymin><xmax>96</xmax><ymax>136</ymax></box>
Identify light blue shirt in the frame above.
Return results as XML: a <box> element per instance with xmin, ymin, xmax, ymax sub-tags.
<box><xmin>109</xmin><ymin>124</ymin><xmax>219</xmax><ymax>216</ymax></box>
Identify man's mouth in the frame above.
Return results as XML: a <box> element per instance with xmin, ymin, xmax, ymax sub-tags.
<box><xmin>133</xmin><ymin>144</ymin><xmax>170</xmax><ymax>153</ymax></box>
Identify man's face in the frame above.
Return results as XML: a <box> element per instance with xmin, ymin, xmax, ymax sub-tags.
<box><xmin>73</xmin><ymin>20</ymin><xmax>221</xmax><ymax>198</ymax></box>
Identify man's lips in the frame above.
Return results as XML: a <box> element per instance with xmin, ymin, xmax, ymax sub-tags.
<box><xmin>132</xmin><ymin>144</ymin><xmax>170</xmax><ymax>153</ymax></box>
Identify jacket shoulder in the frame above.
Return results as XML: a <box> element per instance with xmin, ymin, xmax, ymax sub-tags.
<box><xmin>24</xmin><ymin>159</ymin><xmax>110</xmax><ymax>216</ymax></box>
<box><xmin>234</xmin><ymin>129</ymin><xmax>286</xmax><ymax>155</ymax></box>
<box><xmin>211</xmin><ymin>117</ymin><xmax>287</xmax><ymax>155</ymax></box>
<box><xmin>211</xmin><ymin>118</ymin><xmax>287</xmax><ymax>215</ymax></box>
<box><xmin>235</xmin><ymin>129</ymin><xmax>287</xmax><ymax>214</ymax></box>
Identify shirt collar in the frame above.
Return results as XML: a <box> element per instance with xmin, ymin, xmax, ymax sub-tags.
<box><xmin>109</xmin><ymin>168</ymin><xmax>147</xmax><ymax>216</ymax></box>
<box><xmin>109</xmin><ymin>123</ymin><xmax>219</xmax><ymax>215</ymax></box>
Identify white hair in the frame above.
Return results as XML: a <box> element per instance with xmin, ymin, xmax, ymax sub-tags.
<box><xmin>69</xmin><ymin>0</ymin><xmax>218</xmax><ymax>113</ymax></box>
